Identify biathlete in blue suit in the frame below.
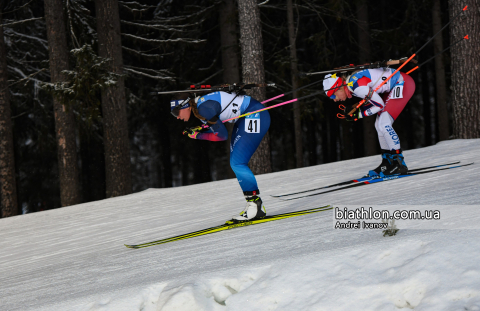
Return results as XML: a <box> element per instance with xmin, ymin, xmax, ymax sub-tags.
<box><xmin>170</xmin><ymin>91</ymin><xmax>270</xmax><ymax>222</ymax></box>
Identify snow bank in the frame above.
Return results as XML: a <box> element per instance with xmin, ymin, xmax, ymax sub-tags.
<box><xmin>1</xmin><ymin>139</ymin><xmax>479</xmax><ymax>311</ymax></box>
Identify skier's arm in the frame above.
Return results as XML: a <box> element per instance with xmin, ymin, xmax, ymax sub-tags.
<box><xmin>195</xmin><ymin>100</ymin><xmax>228</xmax><ymax>141</ymax></box>
<box><xmin>353</xmin><ymin>85</ymin><xmax>385</xmax><ymax>117</ymax></box>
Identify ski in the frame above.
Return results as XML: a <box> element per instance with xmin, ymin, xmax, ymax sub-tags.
<box><xmin>125</xmin><ymin>205</ymin><xmax>332</xmax><ymax>249</ymax></box>
<box><xmin>272</xmin><ymin>161</ymin><xmax>461</xmax><ymax>198</ymax></box>
<box><xmin>281</xmin><ymin>162</ymin><xmax>474</xmax><ymax>201</ymax></box>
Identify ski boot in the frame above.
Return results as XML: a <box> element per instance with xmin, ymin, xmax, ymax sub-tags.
<box><xmin>368</xmin><ymin>149</ymin><xmax>408</xmax><ymax>177</ymax></box>
<box><xmin>379</xmin><ymin>149</ymin><xmax>408</xmax><ymax>176</ymax></box>
<box><xmin>228</xmin><ymin>194</ymin><xmax>266</xmax><ymax>224</ymax></box>
<box><xmin>367</xmin><ymin>149</ymin><xmax>391</xmax><ymax>177</ymax></box>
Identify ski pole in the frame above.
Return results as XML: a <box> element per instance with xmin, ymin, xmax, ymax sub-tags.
<box><xmin>346</xmin><ymin>54</ymin><xmax>416</xmax><ymax>116</ymax></box>
<box><xmin>261</xmin><ymin>74</ymin><xmax>350</xmax><ymax>105</ymax></box>
<box><xmin>223</xmin><ymin>91</ymin><xmax>324</xmax><ymax>123</ymax></box>
<box><xmin>184</xmin><ymin>91</ymin><xmax>324</xmax><ymax>134</ymax></box>
<box><xmin>406</xmin><ymin>35</ymin><xmax>468</xmax><ymax>75</ymax></box>
<box><xmin>223</xmin><ymin>79</ymin><xmax>346</xmax><ymax>124</ymax></box>
<box><xmin>347</xmin><ymin>5</ymin><xmax>468</xmax><ymax>116</ymax></box>
<box><xmin>261</xmin><ymin>79</ymin><xmax>325</xmax><ymax>104</ymax></box>
<box><xmin>414</xmin><ymin>5</ymin><xmax>468</xmax><ymax>56</ymax></box>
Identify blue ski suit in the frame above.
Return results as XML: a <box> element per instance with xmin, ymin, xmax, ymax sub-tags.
<box><xmin>192</xmin><ymin>91</ymin><xmax>270</xmax><ymax>194</ymax></box>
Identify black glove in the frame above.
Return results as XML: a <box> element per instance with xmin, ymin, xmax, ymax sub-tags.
<box><xmin>342</xmin><ymin>105</ymin><xmax>360</xmax><ymax>121</ymax></box>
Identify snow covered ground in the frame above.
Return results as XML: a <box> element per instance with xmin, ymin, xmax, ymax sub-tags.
<box><xmin>1</xmin><ymin>139</ymin><xmax>480</xmax><ymax>311</ymax></box>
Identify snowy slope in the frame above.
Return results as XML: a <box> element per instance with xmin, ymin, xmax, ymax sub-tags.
<box><xmin>1</xmin><ymin>139</ymin><xmax>480</xmax><ymax>311</ymax></box>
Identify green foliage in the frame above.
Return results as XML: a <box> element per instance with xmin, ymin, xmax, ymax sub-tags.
<box><xmin>41</xmin><ymin>44</ymin><xmax>122</xmax><ymax>127</ymax></box>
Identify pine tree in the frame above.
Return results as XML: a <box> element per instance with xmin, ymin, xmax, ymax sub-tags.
<box><xmin>219</xmin><ymin>0</ymin><xmax>240</xmax><ymax>178</ymax></box>
<box><xmin>0</xmin><ymin>7</ymin><xmax>18</xmax><ymax>218</ymax></box>
<box><xmin>44</xmin><ymin>0</ymin><xmax>82</xmax><ymax>207</ymax></box>
<box><xmin>95</xmin><ymin>0</ymin><xmax>132</xmax><ymax>197</ymax></box>
<box><xmin>286</xmin><ymin>0</ymin><xmax>303</xmax><ymax>167</ymax></box>
<box><xmin>449</xmin><ymin>1</ymin><xmax>480</xmax><ymax>138</ymax></box>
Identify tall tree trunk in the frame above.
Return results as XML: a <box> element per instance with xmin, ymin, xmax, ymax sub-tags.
<box><xmin>95</xmin><ymin>0</ymin><xmax>132</xmax><ymax>197</ymax></box>
<box><xmin>219</xmin><ymin>0</ymin><xmax>239</xmax><ymax>179</ymax></box>
<box><xmin>432</xmin><ymin>0</ymin><xmax>449</xmax><ymax>141</ymax></box>
<box><xmin>237</xmin><ymin>0</ymin><xmax>272</xmax><ymax>174</ymax></box>
<box><xmin>219</xmin><ymin>0</ymin><xmax>241</xmax><ymax>85</ymax></box>
<box><xmin>0</xmin><ymin>12</ymin><xmax>18</xmax><ymax>218</ymax></box>
<box><xmin>449</xmin><ymin>1</ymin><xmax>480</xmax><ymax>138</ymax></box>
<box><xmin>44</xmin><ymin>0</ymin><xmax>82</xmax><ymax>206</ymax></box>
<box><xmin>357</xmin><ymin>0</ymin><xmax>377</xmax><ymax>156</ymax></box>
<box><xmin>286</xmin><ymin>0</ymin><xmax>303</xmax><ymax>167</ymax></box>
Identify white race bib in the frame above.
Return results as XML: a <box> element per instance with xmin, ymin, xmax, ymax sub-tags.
<box><xmin>245</xmin><ymin>113</ymin><xmax>260</xmax><ymax>133</ymax></box>
<box><xmin>391</xmin><ymin>81</ymin><xmax>404</xmax><ymax>99</ymax></box>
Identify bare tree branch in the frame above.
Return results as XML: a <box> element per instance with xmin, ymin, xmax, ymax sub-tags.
<box><xmin>1</xmin><ymin>17</ymin><xmax>43</xmax><ymax>27</ymax></box>
<box><xmin>195</xmin><ymin>69</ymin><xmax>224</xmax><ymax>85</ymax></box>
<box><xmin>122</xmin><ymin>46</ymin><xmax>173</xmax><ymax>58</ymax></box>
<box><xmin>121</xmin><ymin>19</ymin><xmax>205</xmax><ymax>31</ymax></box>
<box><xmin>1</xmin><ymin>0</ymin><xmax>36</xmax><ymax>15</ymax></box>
<box><xmin>122</xmin><ymin>33</ymin><xmax>206</xmax><ymax>44</ymax></box>
<box><xmin>3</xmin><ymin>68</ymin><xmax>46</xmax><ymax>91</ymax></box>
<box><xmin>124</xmin><ymin>67</ymin><xmax>175</xmax><ymax>81</ymax></box>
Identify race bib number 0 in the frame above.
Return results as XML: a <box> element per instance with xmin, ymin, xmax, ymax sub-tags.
<box><xmin>245</xmin><ymin>113</ymin><xmax>260</xmax><ymax>133</ymax></box>
<box><xmin>391</xmin><ymin>81</ymin><xmax>404</xmax><ymax>99</ymax></box>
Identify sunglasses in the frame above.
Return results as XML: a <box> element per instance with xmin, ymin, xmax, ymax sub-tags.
<box><xmin>327</xmin><ymin>83</ymin><xmax>346</xmax><ymax>100</ymax></box>
<box><xmin>170</xmin><ymin>98</ymin><xmax>191</xmax><ymax>117</ymax></box>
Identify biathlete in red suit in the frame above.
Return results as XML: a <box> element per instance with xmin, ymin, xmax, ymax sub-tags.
<box><xmin>323</xmin><ymin>68</ymin><xmax>416</xmax><ymax>176</ymax></box>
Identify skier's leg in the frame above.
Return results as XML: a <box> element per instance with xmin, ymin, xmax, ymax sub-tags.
<box><xmin>368</xmin><ymin>115</ymin><xmax>392</xmax><ymax>176</ymax></box>
<box><xmin>230</xmin><ymin>111</ymin><xmax>270</xmax><ymax>193</ymax></box>
<box><xmin>369</xmin><ymin>74</ymin><xmax>415</xmax><ymax>176</ymax></box>
<box><xmin>230</xmin><ymin>104</ymin><xmax>271</xmax><ymax>221</ymax></box>
<box><xmin>375</xmin><ymin>115</ymin><xmax>390</xmax><ymax>150</ymax></box>
<box><xmin>376</xmin><ymin>112</ymin><xmax>400</xmax><ymax>151</ymax></box>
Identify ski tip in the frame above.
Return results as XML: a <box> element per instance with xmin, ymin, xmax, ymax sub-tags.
<box><xmin>124</xmin><ymin>244</ymin><xmax>138</xmax><ymax>249</ymax></box>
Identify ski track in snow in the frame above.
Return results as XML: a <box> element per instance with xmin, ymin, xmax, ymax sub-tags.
<box><xmin>0</xmin><ymin>139</ymin><xmax>480</xmax><ymax>310</ymax></box>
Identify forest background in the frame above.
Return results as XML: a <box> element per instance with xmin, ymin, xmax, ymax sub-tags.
<box><xmin>0</xmin><ymin>0</ymin><xmax>477</xmax><ymax>217</ymax></box>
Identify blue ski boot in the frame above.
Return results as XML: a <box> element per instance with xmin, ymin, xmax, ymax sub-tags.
<box><xmin>379</xmin><ymin>149</ymin><xmax>408</xmax><ymax>177</ymax></box>
<box><xmin>367</xmin><ymin>149</ymin><xmax>391</xmax><ymax>177</ymax></box>
<box><xmin>368</xmin><ymin>149</ymin><xmax>408</xmax><ymax>177</ymax></box>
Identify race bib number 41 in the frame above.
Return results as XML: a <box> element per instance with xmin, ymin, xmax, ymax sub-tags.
<box><xmin>245</xmin><ymin>113</ymin><xmax>261</xmax><ymax>133</ymax></box>
<box><xmin>391</xmin><ymin>81</ymin><xmax>404</xmax><ymax>99</ymax></box>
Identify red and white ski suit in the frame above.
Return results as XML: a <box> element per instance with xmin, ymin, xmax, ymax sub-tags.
<box><xmin>347</xmin><ymin>68</ymin><xmax>415</xmax><ymax>150</ymax></box>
